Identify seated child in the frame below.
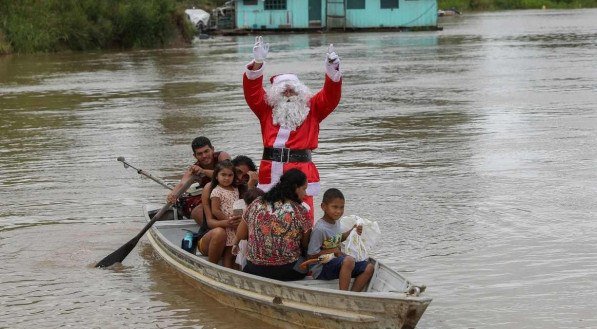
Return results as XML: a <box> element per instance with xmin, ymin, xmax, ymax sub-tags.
<box><xmin>306</xmin><ymin>188</ymin><xmax>374</xmax><ymax>291</ymax></box>
<box><xmin>209</xmin><ymin>160</ymin><xmax>241</xmax><ymax>269</ymax></box>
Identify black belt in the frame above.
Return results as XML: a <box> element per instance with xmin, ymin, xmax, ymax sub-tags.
<box><xmin>262</xmin><ymin>147</ymin><xmax>312</xmax><ymax>163</ymax></box>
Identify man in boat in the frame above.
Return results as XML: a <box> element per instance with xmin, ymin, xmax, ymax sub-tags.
<box><xmin>242</xmin><ymin>36</ymin><xmax>342</xmax><ymax>220</ymax></box>
<box><xmin>167</xmin><ymin>136</ymin><xmax>230</xmax><ymax>225</ymax></box>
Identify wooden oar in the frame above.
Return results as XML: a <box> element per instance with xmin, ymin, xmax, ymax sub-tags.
<box><xmin>117</xmin><ymin>156</ymin><xmax>173</xmax><ymax>190</ymax></box>
<box><xmin>95</xmin><ymin>175</ymin><xmax>199</xmax><ymax>268</ymax></box>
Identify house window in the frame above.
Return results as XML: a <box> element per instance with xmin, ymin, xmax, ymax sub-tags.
<box><xmin>244</xmin><ymin>0</ymin><xmax>258</xmax><ymax>5</ymax></box>
<box><xmin>264</xmin><ymin>0</ymin><xmax>287</xmax><ymax>10</ymax></box>
<box><xmin>347</xmin><ymin>0</ymin><xmax>366</xmax><ymax>9</ymax></box>
<box><xmin>380</xmin><ymin>0</ymin><xmax>399</xmax><ymax>8</ymax></box>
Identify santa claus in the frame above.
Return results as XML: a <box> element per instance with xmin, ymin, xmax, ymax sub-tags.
<box><xmin>243</xmin><ymin>36</ymin><xmax>342</xmax><ymax>219</ymax></box>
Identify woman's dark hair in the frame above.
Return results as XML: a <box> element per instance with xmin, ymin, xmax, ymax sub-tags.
<box><xmin>210</xmin><ymin>160</ymin><xmax>237</xmax><ymax>190</ymax></box>
<box><xmin>262</xmin><ymin>169</ymin><xmax>307</xmax><ymax>205</ymax></box>
<box><xmin>243</xmin><ymin>188</ymin><xmax>265</xmax><ymax>206</ymax></box>
<box><xmin>232</xmin><ymin>155</ymin><xmax>257</xmax><ymax>198</ymax></box>
<box><xmin>232</xmin><ymin>155</ymin><xmax>257</xmax><ymax>172</ymax></box>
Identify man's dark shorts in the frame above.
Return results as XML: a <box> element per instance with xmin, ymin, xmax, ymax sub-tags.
<box><xmin>316</xmin><ymin>255</ymin><xmax>368</xmax><ymax>280</ymax></box>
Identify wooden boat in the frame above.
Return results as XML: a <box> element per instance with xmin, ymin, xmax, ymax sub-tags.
<box><xmin>144</xmin><ymin>204</ymin><xmax>431</xmax><ymax>329</ymax></box>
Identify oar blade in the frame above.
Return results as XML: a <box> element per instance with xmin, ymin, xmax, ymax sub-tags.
<box><xmin>95</xmin><ymin>175</ymin><xmax>198</xmax><ymax>268</ymax></box>
<box><xmin>95</xmin><ymin>236</ymin><xmax>140</xmax><ymax>268</ymax></box>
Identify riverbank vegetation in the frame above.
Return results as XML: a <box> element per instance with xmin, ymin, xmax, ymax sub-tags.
<box><xmin>1</xmin><ymin>0</ymin><xmax>595</xmax><ymax>55</ymax></box>
<box><xmin>0</xmin><ymin>0</ymin><xmax>226</xmax><ymax>55</ymax></box>
<box><xmin>439</xmin><ymin>0</ymin><xmax>596</xmax><ymax>11</ymax></box>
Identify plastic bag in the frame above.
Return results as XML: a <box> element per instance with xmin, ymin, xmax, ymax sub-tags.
<box><xmin>232</xmin><ymin>199</ymin><xmax>246</xmax><ymax>216</ymax></box>
<box><xmin>235</xmin><ymin>240</ymin><xmax>248</xmax><ymax>269</ymax></box>
<box><xmin>340</xmin><ymin>215</ymin><xmax>381</xmax><ymax>261</ymax></box>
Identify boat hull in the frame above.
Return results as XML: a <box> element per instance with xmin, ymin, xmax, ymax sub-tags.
<box><xmin>145</xmin><ymin>207</ymin><xmax>431</xmax><ymax>328</ymax></box>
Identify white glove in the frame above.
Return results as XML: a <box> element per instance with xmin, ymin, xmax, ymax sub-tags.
<box><xmin>252</xmin><ymin>36</ymin><xmax>269</xmax><ymax>64</ymax></box>
<box><xmin>325</xmin><ymin>44</ymin><xmax>342</xmax><ymax>81</ymax></box>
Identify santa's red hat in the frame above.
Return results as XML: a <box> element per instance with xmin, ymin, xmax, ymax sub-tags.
<box><xmin>269</xmin><ymin>73</ymin><xmax>299</xmax><ymax>85</ymax></box>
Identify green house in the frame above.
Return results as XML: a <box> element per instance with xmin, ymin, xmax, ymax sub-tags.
<box><xmin>234</xmin><ymin>0</ymin><xmax>438</xmax><ymax>30</ymax></box>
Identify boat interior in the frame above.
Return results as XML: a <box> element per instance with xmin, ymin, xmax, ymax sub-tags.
<box><xmin>148</xmin><ymin>207</ymin><xmax>414</xmax><ymax>294</ymax></box>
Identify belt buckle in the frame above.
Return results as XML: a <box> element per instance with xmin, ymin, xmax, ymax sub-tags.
<box><xmin>272</xmin><ymin>147</ymin><xmax>291</xmax><ymax>163</ymax></box>
<box><xmin>281</xmin><ymin>148</ymin><xmax>290</xmax><ymax>163</ymax></box>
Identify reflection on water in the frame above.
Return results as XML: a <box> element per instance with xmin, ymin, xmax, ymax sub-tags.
<box><xmin>141</xmin><ymin>244</ymin><xmax>273</xmax><ymax>329</ymax></box>
<box><xmin>1</xmin><ymin>9</ymin><xmax>596</xmax><ymax>329</ymax></box>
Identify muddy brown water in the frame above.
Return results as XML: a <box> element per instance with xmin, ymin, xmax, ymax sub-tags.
<box><xmin>1</xmin><ymin>9</ymin><xmax>596</xmax><ymax>328</ymax></box>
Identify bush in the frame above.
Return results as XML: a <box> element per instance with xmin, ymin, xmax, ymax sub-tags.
<box><xmin>0</xmin><ymin>0</ymin><xmax>199</xmax><ymax>53</ymax></box>
<box><xmin>1</xmin><ymin>1</ymin><xmax>58</xmax><ymax>52</ymax></box>
<box><xmin>0</xmin><ymin>31</ymin><xmax>12</xmax><ymax>55</ymax></box>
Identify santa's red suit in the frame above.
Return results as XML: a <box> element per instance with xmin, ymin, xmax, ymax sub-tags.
<box><xmin>243</xmin><ymin>62</ymin><xmax>342</xmax><ymax>219</ymax></box>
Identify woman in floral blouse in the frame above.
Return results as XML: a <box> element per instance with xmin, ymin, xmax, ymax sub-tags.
<box><xmin>232</xmin><ymin>169</ymin><xmax>312</xmax><ymax>281</ymax></box>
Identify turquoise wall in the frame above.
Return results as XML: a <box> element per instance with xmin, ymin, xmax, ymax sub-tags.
<box><xmin>344</xmin><ymin>1</ymin><xmax>437</xmax><ymax>28</ymax></box>
<box><xmin>236</xmin><ymin>1</ymin><xmax>314</xmax><ymax>29</ymax></box>
<box><xmin>235</xmin><ymin>0</ymin><xmax>437</xmax><ymax>29</ymax></box>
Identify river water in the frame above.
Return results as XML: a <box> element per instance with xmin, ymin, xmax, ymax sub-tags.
<box><xmin>1</xmin><ymin>9</ymin><xmax>596</xmax><ymax>329</ymax></box>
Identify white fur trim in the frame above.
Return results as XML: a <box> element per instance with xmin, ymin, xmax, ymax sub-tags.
<box><xmin>256</xmin><ymin>182</ymin><xmax>273</xmax><ymax>192</ymax></box>
<box><xmin>258</xmin><ymin>181</ymin><xmax>320</xmax><ymax>197</ymax></box>
<box><xmin>245</xmin><ymin>60</ymin><xmax>264</xmax><ymax>80</ymax></box>
<box><xmin>325</xmin><ymin>68</ymin><xmax>342</xmax><ymax>82</ymax></box>
<box><xmin>306</xmin><ymin>182</ymin><xmax>320</xmax><ymax>196</ymax></box>
<box><xmin>272</xmin><ymin>73</ymin><xmax>299</xmax><ymax>85</ymax></box>
<box><xmin>273</xmin><ymin>127</ymin><xmax>291</xmax><ymax>148</ymax></box>
<box><xmin>325</xmin><ymin>60</ymin><xmax>342</xmax><ymax>82</ymax></box>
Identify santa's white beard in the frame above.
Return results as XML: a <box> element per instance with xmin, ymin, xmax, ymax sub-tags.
<box><xmin>267</xmin><ymin>81</ymin><xmax>312</xmax><ymax>131</ymax></box>
<box><xmin>271</xmin><ymin>97</ymin><xmax>310</xmax><ymax>131</ymax></box>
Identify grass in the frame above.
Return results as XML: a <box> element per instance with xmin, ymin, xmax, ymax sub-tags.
<box><xmin>0</xmin><ymin>0</ymin><xmax>213</xmax><ymax>54</ymax></box>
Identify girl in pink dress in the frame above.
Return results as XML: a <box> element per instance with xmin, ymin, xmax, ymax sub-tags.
<box><xmin>210</xmin><ymin>160</ymin><xmax>241</xmax><ymax>268</ymax></box>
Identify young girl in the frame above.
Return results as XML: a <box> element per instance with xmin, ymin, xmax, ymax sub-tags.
<box><xmin>209</xmin><ymin>160</ymin><xmax>241</xmax><ymax>268</ymax></box>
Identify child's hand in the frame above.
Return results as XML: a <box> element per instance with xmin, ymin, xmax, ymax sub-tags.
<box><xmin>228</xmin><ymin>215</ymin><xmax>241</xmax><ymax>228</ymax></box>
<box><xmin>334</xmin><ymin>248</ymin><xmax>344</xmax><ymax>257</ymax></box>
<box><xmin>356</xmin><ymin>224</ymin><xmax>363</xmax><ymax>235</ymax></box>
<box><xmin>351</xmin><ymin>224</ymin><xmax>363</xmax><ymax>235</ymax></box>
<box><xmin>231</xmin><ymin>244</ymin><xmax>240</xmax><ymax>256</ymax></box>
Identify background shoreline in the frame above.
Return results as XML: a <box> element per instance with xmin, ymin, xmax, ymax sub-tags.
<box><xmin>2</xmin><ymin>0</ymin><xmax>596</xmax><ymax>55</ymax></box>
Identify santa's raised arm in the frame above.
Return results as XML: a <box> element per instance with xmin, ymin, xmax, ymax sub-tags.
<box><xmin>242</xmin><ymin>36</ymin><xmax>343</xmax><ymax>220</ymax></box>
